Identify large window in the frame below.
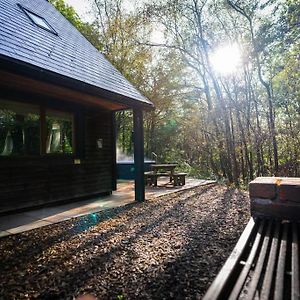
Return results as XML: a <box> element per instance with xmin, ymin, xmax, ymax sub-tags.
<box><xmin>0</xmin><ymin>100</ymin><xmax>74</xmax><ymax>156</ymax></box>
<box><xmin>46</xmin><ymin>109</ymin><xmax>73</xmax><ymax>154</ymax></box>
<box><xmin>0</xmin><ymin>100</ymin><xmax>40</xmax><ymax>156</ymax></box>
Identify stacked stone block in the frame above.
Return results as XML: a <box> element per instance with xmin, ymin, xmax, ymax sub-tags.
<box><xmin>249</xmin><ymin>177</ymin><xmax>300</xmax><ymax>220</ymax></box>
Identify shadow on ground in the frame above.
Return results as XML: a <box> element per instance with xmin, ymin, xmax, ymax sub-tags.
<box><xmin>0</xmin><ymin>184</ymin><xmax>250</xmax><ymax>300</ymax></box>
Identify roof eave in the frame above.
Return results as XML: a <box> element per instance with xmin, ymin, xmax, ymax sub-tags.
<box><xmin>0</xmin><ymin>54</ymin><xmax>154</xmax><ymax>111</ymax></box>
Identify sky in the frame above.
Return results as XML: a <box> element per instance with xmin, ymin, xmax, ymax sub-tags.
<box><xmin>63</xmin><ymin>0</ymin><xmax>165</xmax><ymax>44</ymax></box>
<box><xmin>64</xmin><ymin>0</ymin><xmax>137</xmax><ymax>22</ymax></box>
<box><xmin>65</xmin><ymin>0</ymin><xmax>277</xmax><ymax>23</ymax></box>
<box><xmin>64</xmin><ymin>0</ymin><xmax>94</xmax><ymax>22</ymax></box>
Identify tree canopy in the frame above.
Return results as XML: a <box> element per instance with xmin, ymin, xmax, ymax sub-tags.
<box><xmin>51</xmin><ymin>0</ymin><xmax>300</xmax><ymax>185</ymax></box>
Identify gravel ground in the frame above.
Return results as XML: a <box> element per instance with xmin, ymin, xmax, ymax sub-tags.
<box><xmin>0</xmin><ymin>184</ymin><xmax>250</xmax><ymax>300</ymax></box>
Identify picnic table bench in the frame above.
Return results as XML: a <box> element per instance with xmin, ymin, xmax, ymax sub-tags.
<box><xmin>203</xmin><ymin>177</ymin><xmax>300</xmax><ymax>300</ymax></box>
<box><xmin>173</xmin><ymin>173</ymin><xmax>187</xmax><ymax>186</ymax></box>
<box><xmin>144</xmin><ymin>164</ymin><xmax>187</xmax><ymax>187</ymax></box>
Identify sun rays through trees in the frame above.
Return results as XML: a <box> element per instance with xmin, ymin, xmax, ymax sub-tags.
<box><xmin>52</xmin><ymin>0</ymin><xmax>300</xmax><ymax>185</ymax></box>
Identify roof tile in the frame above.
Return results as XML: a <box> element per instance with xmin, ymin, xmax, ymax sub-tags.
<box><xmin>0</xmin><ymin>0</ymin><xmax>152</xmax><ymax>106</ymax></box>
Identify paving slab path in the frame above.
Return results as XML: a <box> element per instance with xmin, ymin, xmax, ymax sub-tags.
<box><xmin>0</xmin><ymin>178</ymin><xmax>215</xmax><ymax>237</ymax></box>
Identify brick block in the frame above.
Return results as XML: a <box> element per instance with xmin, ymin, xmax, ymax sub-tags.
<box><xmin>251</xmin><ymin>198</ymin><xmax>300</xmax><ymax>221</ymax></box>
<box><xmin>278</xmin><ymin>178</ymin><xmax>300</xmax><ymax>203</ymax></box>
<box><xmin>249</xmin><ymin>177</ymin><xmax>278</xmax><ymax>200</ymax></box>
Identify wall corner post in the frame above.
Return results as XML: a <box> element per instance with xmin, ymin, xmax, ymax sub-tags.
<box><xmin>133</xmin><ymin>108</ymin><xmax>145</xmax><ymax>202</ymax></box>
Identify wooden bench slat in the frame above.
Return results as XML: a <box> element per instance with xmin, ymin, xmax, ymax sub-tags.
<box><xmin>261</xmin><ymin>221</ymin><xmax>280</xmax><ymax>300</ymax></box>
<box><xmin>144</xmin><ymin>171</ymin><xmax>154</xmax><ymax>175</ymax></box>
<box><xmin>204</xmin><ymin>218</ymin><xmax>300</xmax><ymax>300</ymax></box>
<box><xmin>229</xmin><ymin>220</ymin><xmax>265</xmax><ymax>300</ymax></box>
<box><xmin>244</xmin><ymin>220</ymin><xmax>273</xmax><ymax>300</ymax></box>
<box><xmin>274</xmin><ymin>223</ymin><xmax>288</xmax><ymax>300</ymax></box>
<box><xmin>292</xmin><ymin>223</ymin><xmax>299</xmax><ymax>300</ymax></box>
<box><xmin>203</xmin><ymin>218</ymin><xmax>256</xmax><ymax>300</ymax></box>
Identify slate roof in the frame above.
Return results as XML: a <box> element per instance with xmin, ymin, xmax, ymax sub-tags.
<box><xmin>0</xmin><ymin>0</ymin><xmax>152</xmax><ymax>108</ymax></box>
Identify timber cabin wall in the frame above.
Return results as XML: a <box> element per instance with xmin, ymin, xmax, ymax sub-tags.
<box><xmin>0</xmin><ymin>101</ymin><xmax>114</xmax><ymax>214</ymax></box>
<box><xmin>0</xmin><ymin>0</ymin><xmax>152</xmax><ymax>213</ymax></box>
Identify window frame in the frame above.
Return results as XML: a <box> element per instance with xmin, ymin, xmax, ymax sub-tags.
<box><xmin>18</xmin><ymin>4</ymin><xmax>58</xmax><ymax>35</ymax></box>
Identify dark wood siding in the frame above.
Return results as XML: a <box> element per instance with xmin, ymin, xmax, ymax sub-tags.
<box><xmin>0</xmin><ymin>107</ymin><xmax>114</xmax><ymax>214</ymax></box>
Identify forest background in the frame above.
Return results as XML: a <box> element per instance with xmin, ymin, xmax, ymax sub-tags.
<box><xmin>50</xmin><ymin>0</ymin><xmax>300</xmax><ymax>186</ymax></box>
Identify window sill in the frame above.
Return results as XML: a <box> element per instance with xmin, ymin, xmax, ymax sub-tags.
<box><xmin>0</xmin><ymin>155</ymin><xmax>84</xmax><ymax>167</ymax></box>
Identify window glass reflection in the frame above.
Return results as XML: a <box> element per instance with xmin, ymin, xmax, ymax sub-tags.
<box><xmin>46</xmin><ymin>109</ymin><xmax>73</xmax><ymax>154</ymax></box>
<box><xmin>0</xmin><ymin>100</ymin><xmax>40</xmax><ymax>156</ymax></box>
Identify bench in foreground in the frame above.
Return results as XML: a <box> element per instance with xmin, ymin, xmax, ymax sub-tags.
<box><xmin>204</xmin><ymin>177</ymin><xmax>300</xmax><ymax>300</ymax></box>
<box><xmin>204</xmin><ymin>217</ymin><xmax>299</xmax><ymax>300</ymax></box>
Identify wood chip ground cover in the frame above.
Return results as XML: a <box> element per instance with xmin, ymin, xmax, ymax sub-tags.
<box><xmin>0</xmin><ymin>184</ymin><xmax>250</xmax><ymax>299</ymax></box>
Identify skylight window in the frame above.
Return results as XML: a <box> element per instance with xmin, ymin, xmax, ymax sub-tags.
<box><xmin>18</xmin><ymin>4</ymin><xmax>57</xmax><ymax>35</ymax></box>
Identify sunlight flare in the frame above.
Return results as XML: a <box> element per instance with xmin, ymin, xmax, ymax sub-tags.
<box><xmin>210</xmin><ymin>43</ymin><xmax>242</xmax><ymax>75</ymax></box>
<box><xmin>150</xmin><ymin>24</ymin><xmax>165</xmax><ymax>44</ymax></box>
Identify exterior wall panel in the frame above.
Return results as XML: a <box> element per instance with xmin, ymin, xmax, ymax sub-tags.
<box><xmin>0</xmin><ymin>108</ymin><xmax>113</xmax><ymax>214</ymax></box>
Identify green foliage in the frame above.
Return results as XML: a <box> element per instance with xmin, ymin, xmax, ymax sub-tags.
<box><xmin>116</xmin><ymin>293</ymin><xmax>125</xmax><ymax>300</ymax></box>
<box><xmin>50</xmin><ymin>0</ymin><xmax>82</xmax><ymax>28</ymax></box>
<box><xmin>49</xmin><ymin>0</ymin><xmax>102</xmax><ymax>49</ymax></box>
<box><xmin>51</xmin><ymin>0</ymin><xmax>300</xmax><ymax>183</ymax></box>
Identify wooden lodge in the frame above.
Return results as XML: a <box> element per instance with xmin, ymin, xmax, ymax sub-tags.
<box><xmin>0</xmin><ymin>0</ymin><xmax>153</xmax><ymax>213</ymax></box>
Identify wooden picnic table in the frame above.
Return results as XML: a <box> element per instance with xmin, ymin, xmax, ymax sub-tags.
<box><xmin>145</xmin><ymin>163</ymin><xmax>186</xmax><ymax>186</ymax></box>
<box><xmin>150</xmin><ymin>163</ymin><xmax>178</xmax><ymax>175</ymax></box>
